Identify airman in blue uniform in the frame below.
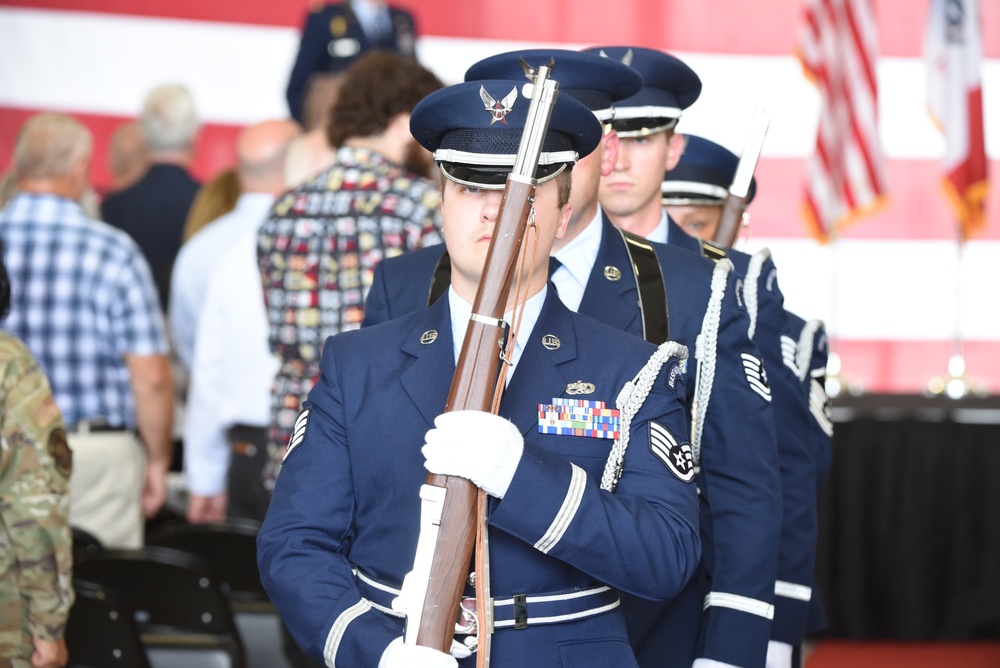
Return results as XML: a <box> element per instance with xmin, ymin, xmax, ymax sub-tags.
<box><xmin>286</xmin><ymin>0</ymin><xmax>417</xmax><ymax>125</ymax></box>
<box><xmin>364</xmin><ymin>48</ymin><xmax>783</xmax><ymax>668</ymax></box>
<box><xmin>258</xmin><ymin>72</ymin><xmax>701</xmax><ymax>667</ymax></box>
<box><xmin>662</xmin><ymin>133</ymin><xmax>831</xmax><ymax>667</ymax></box>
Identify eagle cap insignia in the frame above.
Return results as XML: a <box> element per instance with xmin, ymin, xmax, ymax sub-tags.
<box><xmin>480</xmin><ymin>85</ymin><xmax>517</xmax><ymax>125</ymax></box>
<box><xmin>566</xmin><ymin>381</ymin><xmax>596</xmax><ymax>395</ymax></box>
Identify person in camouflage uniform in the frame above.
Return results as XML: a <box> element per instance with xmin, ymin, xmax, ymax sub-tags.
<box><xmin>0</xmin><ymin>247</ymin><xmax>73</xmax><ymax>668</ymax></box>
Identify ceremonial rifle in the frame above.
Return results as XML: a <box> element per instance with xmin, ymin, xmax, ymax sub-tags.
<box><xmin>713</xmin><ymin>107</ymin><xmax>769</xmax><ymax>248</ymax></box>
<box><xmin>403</xmin><ymin>63</ymin><xmax>560</xmax><ymax>660</ymax></box>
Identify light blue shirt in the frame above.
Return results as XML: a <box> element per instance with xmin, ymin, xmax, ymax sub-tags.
<box><xmin>550</xmin><ymin>206</ymin><xmax>604</xmax><ymax>311</ymax></box>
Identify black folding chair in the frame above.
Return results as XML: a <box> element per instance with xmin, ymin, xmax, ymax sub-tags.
<box><xmin>66</xmin><ymin>579</ymin><xmax>152</xmax><ymax>668</ymax></box>
<box><xmin>71</xmin><ymin>525</ymin><xmax>104</xmax><ymax>559</ymax></box>
<box><xmin>146</xmin><ymin>520</ymin><xmax>289</xmax><ymax>668</ymax></box>
<box><xmin>74</xmin><ymin>546</ymin><xmax>246</xmax><ymax>668</ymax></box>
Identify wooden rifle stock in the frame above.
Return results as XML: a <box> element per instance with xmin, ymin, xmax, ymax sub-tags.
<box><xmin>412</xmin><ymin>70</ymin><xmax>558</xmax><ymax>654</ymax></box>
<box><xmin>713</xmin><ymin>193</ymin><xmax>748</xmax><ymax>249</ymax></box>
<box><xmin>711</xmin><ymin>107</ymin><xmax>769</xmax><ymax>249</ymax></box>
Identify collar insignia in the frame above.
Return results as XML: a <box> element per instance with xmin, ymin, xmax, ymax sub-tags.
<box><xmin>420</xmin><ymin>330</ymin><xmax>438</xmax><ymax>344</ymax></box>
<box><xmin>604</xmin><ymin>266</ymin><xmax>622</xmax><ymax>281</ymax></box>
<box><xmin>480</xmin><ymin>85</ymin><xmax>518</xmax><ymax>126</ymax></box>
<box><xmin>541</xmin><ymin>334</ymin><xmax>561</xmax><ymax>350</ymax></box>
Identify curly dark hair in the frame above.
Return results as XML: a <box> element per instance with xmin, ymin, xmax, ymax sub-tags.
<box><xmin>327</xmin><ymin>52</ymin><xmax>443</xmax><ymax>148</ymax></box>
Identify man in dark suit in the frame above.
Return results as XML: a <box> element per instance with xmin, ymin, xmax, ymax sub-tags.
<box><xmin>363</xmin><ymin>49</ymin><xmax>783</xmax><ymax>668</ymax></box>
<box><xmin>286</xmin><ymin>0</ymin><xmax>417</xmax><ymax>128</ymax></box>
<box><xmin>258</xmin><ymin>76</ymin><xmax>702</xmax><ymax>667</ymax></box>
<box><xmin>102</xmin><ymin>83</ymin><xmax>201</xmax><ymax>311</ymax></box>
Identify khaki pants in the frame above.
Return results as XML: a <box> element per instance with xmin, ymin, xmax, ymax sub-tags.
<box><xmin>67</xmin><ymin>430</ymin><xmax>145</xmax><ymax>549</ymax></box>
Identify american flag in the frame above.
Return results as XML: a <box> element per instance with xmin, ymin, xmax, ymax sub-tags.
<box><xmin>0</xmin><ymin>0</ymin><xmax>998</xmax><ymax>392</ymax></box>
<box><xmin>925</xmin><ymin>0</ymin><xmax>989</xmax><ymax>242</ymax></box>
<box><xmin>799</xmin><ymin>0</ymin><xmax>888</xmax><ymax>244</ymax></box>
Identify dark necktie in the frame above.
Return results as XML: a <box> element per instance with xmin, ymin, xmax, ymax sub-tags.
<box><xmin>548</xmin><ymin>256</ymin><xmax>562</xmax><ymax>279</ymax></box>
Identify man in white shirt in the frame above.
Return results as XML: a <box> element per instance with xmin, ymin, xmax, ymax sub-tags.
<box><xmin>171</xmin><ymin>119</ymin><xmax>299</xmax><ymax>523</ymax></box>
<box><xmin>168</xmin><ymin>119</ymin><xmax>301</xmax><ymax>370</ymax></box>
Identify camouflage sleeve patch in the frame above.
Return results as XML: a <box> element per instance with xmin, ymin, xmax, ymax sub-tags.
<box><xmin>48</xmin><ymin>429</ymin><xmax>72</xmax><ymax>479</ymax></box>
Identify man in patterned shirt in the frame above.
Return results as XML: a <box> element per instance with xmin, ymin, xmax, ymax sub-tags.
<box><xmin>258</xmin><ymin>51</ymin><xmax>443</xmax><ymax>486</ymax></box>
<box><xmin>0</xmin><ymin>113</ymin><xmax>173</xmax><ymax>550</ymax></box>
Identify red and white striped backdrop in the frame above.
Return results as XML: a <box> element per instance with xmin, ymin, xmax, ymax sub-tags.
<box><xmin>1</xmin><ymin>0</ymin><xmax>998</xmax><ymax>393</ymax></box>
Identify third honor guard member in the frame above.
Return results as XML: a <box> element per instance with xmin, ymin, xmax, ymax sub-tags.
<box><xmin>363</xmin><ymin>48</ymin><xmax>782</xmax><ymax>668</ymax></box>
<box><xmin>589</xmin><ymin>46</ymin><xmax>814</xmax><ymax>668</ymax></box>
<box><xmin>258</xmin><ymin>75</ymin><xmax>701</xmax><ymax>667</ymax></box>
<box><xmin>663</xmin><ymin>134</ymin><xmax>833</xmax><ymax>667</ymax></box>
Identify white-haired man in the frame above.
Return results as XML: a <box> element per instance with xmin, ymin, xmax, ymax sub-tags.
<box><xmin>103</xmin><ymin>83</ymin><xmax>201</xmax><ymax>310</ymax></box>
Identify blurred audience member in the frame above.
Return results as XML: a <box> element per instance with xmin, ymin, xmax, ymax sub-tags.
<box><xmin>102</xmin><ymin>84</ymin><xmax>201</xmax><ymax>311</ymax></box>
<box><xmin>0</xmin><ymin>113</ymin><xmax>173</xmax><ymax>549</ymax></box>
<box><xmin>181</xmin><ymin>168</ymin><xmax>241</xmax><ymax>243</ymax></box>
<box><xmin>0</xmin><ymin>241</ymin><xmax>73</xmax><ymax>668</ymax></box>
<box><xmin>170</xmin><ymin>119</ymin><xmax>300</xmax><ymax>372</ymax></box>
<box><xmin>107</xmin><ymin>120</ymin><xmax>149</xmax><ymax>193</ymax></box>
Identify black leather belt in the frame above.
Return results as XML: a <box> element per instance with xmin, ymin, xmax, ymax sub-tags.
<box><xmin>68</xmin><ymin>420</ymin><xmax>128</xmax><ymax>434</ymax></box>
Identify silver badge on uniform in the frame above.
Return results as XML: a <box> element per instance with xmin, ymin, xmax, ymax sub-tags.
<box><xmin>741</xmin><ymin>353</ymin><xmax>771</xmax><ymax>402</ymax></box>
<box><xmin>649</xmin><ymin>421</ymin><xmax>694</xmax><ymax>482</ymax></box>
<box><xmin>566</xmin><ymin>381</ymin><xmax>596</xmax><ymax>395</ymax></box>
<box><xmin>329</xmin><ymin>38</ymin><xmax>361</xmax><ymax>58</ymax></box>
<box><xmin>420</xmin><ymin>330</ymin><xmax>438</xmax><ymax>344</ymax></box>
<box><xmin>604</xmin><ymin>266</ymin><xmax>622</xmax><ymax>281</ymax></box>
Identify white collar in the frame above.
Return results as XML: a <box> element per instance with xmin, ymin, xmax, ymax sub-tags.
<box><xmin>647</xmin><ymin>210</ymin><xmax>670</xmax><ymax>244</ymax></box>
<box><xmin>552</xmin><ymin>206</ymin><xmax>603</xmax><ymax>290</ymax></box>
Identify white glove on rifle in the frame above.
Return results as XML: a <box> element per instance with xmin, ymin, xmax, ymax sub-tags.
<box><xmin>422</xmin><ymin>410</ymin><xmax>524</xmax><ymax>499</ymax></box>
<box><xmin>379</xmin><ymin>637</ymin><xmax>458</xmax><ymax>668</ymax></box>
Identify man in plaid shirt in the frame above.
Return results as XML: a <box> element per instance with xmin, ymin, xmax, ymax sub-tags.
<box><xmin>0</xmin><ymin>113</ymin><xmax>174</xmax><ymax>549</ymax></box>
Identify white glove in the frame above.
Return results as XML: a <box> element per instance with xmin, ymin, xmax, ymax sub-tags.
<box><xmin>378</xmin><ymin>637</ymin><xmax>459</xmax><ymax>668</ymax></box>
<box><xmin>765</xmin><ymin>641</ymin><xmax>793</xmax><ymax>668</ymax></box>
<box><xmin>422</xmin><ymin>410</ymin><xmax>523</xmax><ymax>499</ymax></box>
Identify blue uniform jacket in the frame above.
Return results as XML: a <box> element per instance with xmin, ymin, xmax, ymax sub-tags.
<box><xmin>285</xmin><ymin>1</ymin><xmax>416</xmax><ymax>124</ymax></box>
<box><xmin>785</xmin><ymin>311</ymin><xmax>833</xmax><ymax>639</ymax></box>
<box><xmin>258</xmin><ymin>289</ymin><xmax>701</xmax><ymax>667</ymax></box>
<box><xmin>364</xmin><ymin>215</ymin><xmax>783</xmax><ymax>667</ymax></box>
<box><xmin>684</xmin><ymin>230</ymin><xmax>818</xmax><ymax>652</ymax></box>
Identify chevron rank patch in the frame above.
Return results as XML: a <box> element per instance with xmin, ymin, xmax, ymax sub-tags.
<box><xmin>538</xmin><ymin>398</ymin><xmax>620</xmax><ymax>439</ymax></box>
<box><xmin>741</xmin><ymin>353</ymin><xmax>772</xmax><ymax>402</ymax></box>
<box><xmin>283</xmin><ymin>409</ymin><xmax>310</xmax><ymax>461</ymax></box>
<box><xmin>649</xmin><ymin>421</ymin><xmax>694</xmax><ymax>482</ymax></box>
<box><xmin>780</xmin><ymin>335</ymin><xmax>800</xmax><ymax>375</ymax></box>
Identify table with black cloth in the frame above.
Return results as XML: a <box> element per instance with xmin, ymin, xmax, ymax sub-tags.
<box><xmin>814</xmin><ymin>393</ymin><xmax>1000</xmax><ymax>641</ymax></box>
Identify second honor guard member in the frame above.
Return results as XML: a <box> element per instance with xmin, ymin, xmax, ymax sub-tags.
<box><xmin>257</xmin><ymin>77</ymin><xmax>702</xmax><ymax>667</ymax></box>
<box><xmin>363</xmin><ymin>50</ymin><xmax>782</xmax><ymax>668</ymax></box>
<box><xmin>590</xmin><ymin>46</ymin><xmax>812</xmax><ymax>668</ymax></box>
<box><xmin>663</xmin><ymin>135</ymin><xmax>834</xmax><ymax>667</ymax></box>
